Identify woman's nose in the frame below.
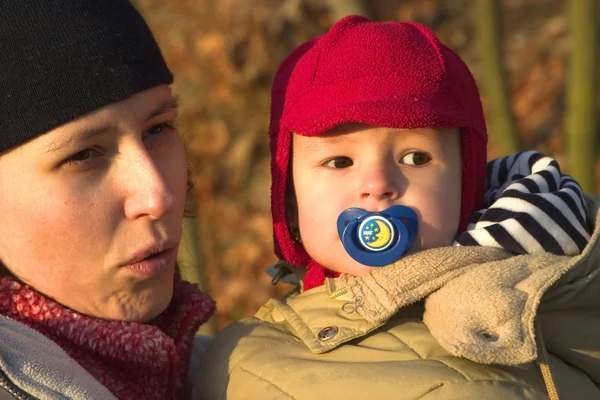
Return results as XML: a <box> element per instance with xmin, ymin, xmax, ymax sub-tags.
<box><xmin>122</xmin><ymin>147</ymin><xmax>175</xmax><ymax>220</ymax></box>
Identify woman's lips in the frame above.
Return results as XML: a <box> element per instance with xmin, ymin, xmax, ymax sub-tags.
<box><xmin>122</xmin><ymin>247</ymin><xmax>177</xmax><ymax>277</ymax></box>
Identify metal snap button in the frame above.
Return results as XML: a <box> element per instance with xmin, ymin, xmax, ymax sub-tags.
<box><xmin>317</xmin><ymin>326</ymin><xmax>338</xmax><ymax>341</ymax></box>
<box><xmin>478</xmin><ymin>331</ymin><xmax>499</xmax><ymax>342</ymax></box>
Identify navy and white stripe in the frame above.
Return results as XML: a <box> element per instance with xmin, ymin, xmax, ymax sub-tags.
<box><xmin>455</xmin><ymin>151</ymin><xmax>590</xmax><ymax>256</ymax></box>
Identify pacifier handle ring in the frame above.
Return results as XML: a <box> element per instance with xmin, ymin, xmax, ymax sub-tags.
<box><xmin>340</xmin><ymin>219</ymin><xmax>412</xmax><ymax>267</ymax></box>
<box><xmin>337</xmin><ymin>205</ymin><xmax>419</xmax><ymax>267</ymax></box>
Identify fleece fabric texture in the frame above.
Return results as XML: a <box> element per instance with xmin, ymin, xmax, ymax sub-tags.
<box><xmin>0</xmin><ymin>316</ymin><xmax>116</xmax><ymax>400</ymax></box>
<box><xmin>193</xmin><ymin>195</ymin><xmax>600</xmax><ymax>400</ymax></box>
<box><xmin>455</xmin><ymin>151</ymin><xmax>590</xmax><ymax>255</ymax></box>
<box><xmin>268</xmin><ymin>15</ymin><xmax>488</xmax><ymax>290</ymax></box>
<box><xmin>0</xmin><ymin>277</ymin><xmax>215</xmax><ymax>400</ymax></box>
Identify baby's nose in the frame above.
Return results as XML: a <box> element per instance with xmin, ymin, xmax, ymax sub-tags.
<box><xmin>359</xmin><ymin>169</ymin><xmax>401</xmax><ymax>202</ymax></box>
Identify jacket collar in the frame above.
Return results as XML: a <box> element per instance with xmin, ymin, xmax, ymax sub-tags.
<box><xmin>260</xmin><ymin>195</ymin><xmax>600</xmax><ymax>365</ymax></box>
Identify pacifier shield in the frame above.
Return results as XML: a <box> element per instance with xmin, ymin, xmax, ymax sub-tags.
<box><xmin>358</xmin><ymin>215</ymin><xmax>395</xmax><ymax>251</ymax></box>
<box><xmin>337</xmin><ymin>205</ymin><xmax>418</xmax><ymax>267</ymax></box>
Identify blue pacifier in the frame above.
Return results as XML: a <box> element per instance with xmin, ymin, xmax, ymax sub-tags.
<box><xmin>336</xmin><ymin>205</ymin><xmax>418</xmax><ymax>267</ymax></box>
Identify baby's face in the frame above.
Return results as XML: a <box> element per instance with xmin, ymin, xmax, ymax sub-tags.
<box><xmin>290</xmin><ymin>124</ymin><xmax>462</xmax><ymax>276</ymax></box>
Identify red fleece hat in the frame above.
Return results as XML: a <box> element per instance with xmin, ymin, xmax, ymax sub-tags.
<box><xmin>269</xmin><ymin>15</ymin><xmax>488</xmax><ymax>268</ymax></box>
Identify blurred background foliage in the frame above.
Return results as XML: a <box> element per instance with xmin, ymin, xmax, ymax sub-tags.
<box><xmin>132</xmin><ymin>0</ymin><xmax>600</xmax><ymax>333</ymax></box>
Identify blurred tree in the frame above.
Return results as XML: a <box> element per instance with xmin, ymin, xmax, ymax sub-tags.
<box><xmin>566</xmin><ymin>0</ymin><xmax>596</xmax><ymax>192</ymax></box>
<box><xmin>474</xmin><ymin>0</ymin><xmax>519</xmax><ymax>155</ymax></box>
<box><xmin>327</xmin><ymin>0</ymin><xmax>373</xmax><ymax>21</ymax></box>
<box><xmin>135</xmin><ymin>0</ymin><xmax>595</xmax><ymax>329</ymax></box>
<box><xmin>179</xmin><ymin>213</ymin><xmax>217</xmax><ymax>336</ymax></box>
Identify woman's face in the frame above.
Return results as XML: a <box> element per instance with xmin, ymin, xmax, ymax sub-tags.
<box><xmin>0</xmin><ymin>85</ymin><xmax>188</xmax><ymax>322</ymax></box>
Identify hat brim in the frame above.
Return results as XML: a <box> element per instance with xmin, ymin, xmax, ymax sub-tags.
<box><xmin>282</xmin><ymin>74</ymin><xmax>470</xmax><ymax>136</ymax></box>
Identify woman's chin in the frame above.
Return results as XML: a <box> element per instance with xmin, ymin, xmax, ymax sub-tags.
<box><xmin>131</xmin><ymin>298</ymin><xmax>172</xmax><ymax>323</ymax></box>
<box><xmin>106</xmin><ymin>279</ymin><xmax>175</xmax><ymax>322</ymax></box>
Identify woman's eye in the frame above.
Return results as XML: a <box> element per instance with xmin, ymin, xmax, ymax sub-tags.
<box><xmin>400</xmin><ymin>151</ymin><xmax>431</xmax><ymax>166</ymax></box>
<box><xmin>143</xmin><ymin>122</ymin><xmax>174</xmax><ymax>140</ymax></box>
<box><xmin>323</xmin><ymin>157</ymin><xmax>353</xmax><ymax>169</ymax></box>
<box><xmin>64</xmin><ymin>149</ymin><xmax>99</xmax><ymax>166</ymax></box>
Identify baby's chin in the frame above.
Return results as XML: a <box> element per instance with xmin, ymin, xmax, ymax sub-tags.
<box><xmin>324</xmin><ymin>257</ymin><xmax>379</xmax><ymax>277</ymax></box>
<box><xmin>322</xmin><ymin>243</ymin><xmax>427</xmax><ymax>277</ymax></box>
<box><xmin>313</xmin><ymin>237</ymin><xmax>441</xmax><ymax>277</ymax></box>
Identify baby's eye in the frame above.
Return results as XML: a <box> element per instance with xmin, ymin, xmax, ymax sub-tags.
<box><xmin>400</xmin><ymin>151</ymin><xmax>431</xmax><ymax>166</ymax></box>
<box><xmin>323</xmin><ymin>156</ymin><xmax>353</xmax><ymax>169</ymax></box>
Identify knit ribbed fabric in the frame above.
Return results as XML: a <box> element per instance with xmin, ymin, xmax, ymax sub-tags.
<box><xmin>0</xmin><ymin>0</ymin><xmax>173</xmax><ymax>152</ymax></box>
<box><xmin>455</xmin><ymin>151</ymin><xmax>591</xmax><ymax>255</ymax></box>
<box><xmin>0</xmin><ymin>276</ymin><xmax>216</xmax><ymax>400</ymax></box>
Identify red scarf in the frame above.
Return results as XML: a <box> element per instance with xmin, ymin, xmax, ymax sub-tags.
<box><xmin>0</xmin><ymin>277</ymin><xmax>215</xmax><ymax>400</ymax></box>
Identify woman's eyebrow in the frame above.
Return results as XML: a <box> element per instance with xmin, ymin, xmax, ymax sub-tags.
<box><xmin>43</xmin><ymin>98</ymin><xmax>180</xmax><ymax>154</ymax></box>
<box><xmin>44</xmin><ymin>124</ymin><xmax>114</xmax><ymax>154</ymax></box>
<box><xmin>147</xmin><ymin>97</ymin><xmax>179</xmax><ymax>120</ymax></box>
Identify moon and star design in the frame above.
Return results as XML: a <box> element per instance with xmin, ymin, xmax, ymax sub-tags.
<box><xmin>358</xmin><ymin>215</ymin><xmax>395</xmax><ymax>251</ymax></box>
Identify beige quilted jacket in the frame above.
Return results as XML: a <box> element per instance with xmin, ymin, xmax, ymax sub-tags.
<box><xmin>194</xmin><ymin>196</ymin><xmax>600</xmax><ymax>400</ymax></box>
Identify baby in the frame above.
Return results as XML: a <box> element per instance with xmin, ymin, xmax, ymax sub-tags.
<box><xmin>195</xmin><ymin>16</ymin><xmax>600</xmax><ymax>400</ymax></box>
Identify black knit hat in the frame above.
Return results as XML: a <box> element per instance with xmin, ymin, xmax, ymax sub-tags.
<box><xmin>0</xmin><ymin>0</ymin><xmax>173</xmax><ymax>153</ymax></box>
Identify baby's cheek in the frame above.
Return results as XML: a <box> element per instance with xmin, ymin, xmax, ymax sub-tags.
<box><xmin>414</xmin><ymin>197</ymin><xmax>458</xmax><ymax>250</ymax></box>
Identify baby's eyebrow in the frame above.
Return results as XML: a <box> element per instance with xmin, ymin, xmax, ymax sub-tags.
<box><xmin>297</xmin><ymin>135</ymin><xmax>353</xmax><ymax>156</ymax></box>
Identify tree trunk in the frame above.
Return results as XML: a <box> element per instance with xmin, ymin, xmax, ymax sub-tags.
<box><xmin>179</xmin><ymin>212</ymin><xmax>218</xmax><ymax>337</ymax></box>
<box><xmin>327</xmin><ymin>0</ymin><xmax>372</xmax><ymax>22</ymax></box>
<box><xmin>566</xmin><ymin>0</ymin><xmax>597</xmax><ymax>192</ymax></box>
<box><xmin>474</xmin><ymin>0</ymin><xmax>519</xmax><ymax>155</ymax></box>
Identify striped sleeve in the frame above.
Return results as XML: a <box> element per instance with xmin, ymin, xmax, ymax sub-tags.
<box><xmin>454</xmin><ymin>151</ymin><xmax>591</xmax><ymax>256</ymax></box>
